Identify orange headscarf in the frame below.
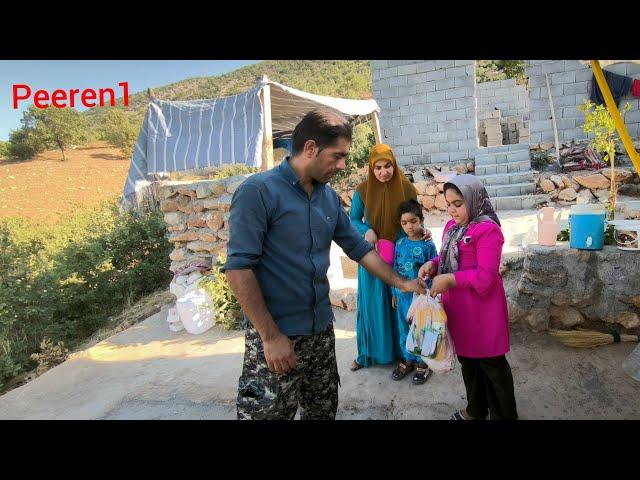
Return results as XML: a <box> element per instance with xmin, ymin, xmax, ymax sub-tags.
<box><xmin>355</xmin><ymin>144</ymin><xmax>417</xmax><ymax>241</ymax></box>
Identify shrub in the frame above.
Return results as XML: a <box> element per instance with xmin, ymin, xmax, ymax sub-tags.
<box><xmin>199</xmin><ymin>253</ymin><xmax>244</xmax><ymax>330</ymax></box>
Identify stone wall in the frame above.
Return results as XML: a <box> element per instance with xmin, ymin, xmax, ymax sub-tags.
<box><xmin>372</xmin><ymin>60</ymin><xmax>478</xmax><ymax>166</ymax></box>
<box><xmin>507</xmin><ymin>244</ymin><xmax>640</xmax><ymax>333</ymax></box>
<box><xmin>526</xmin><ymin>60</ymin><xmax>640</xmax><ymax>145</ymax></box>
<box><xmin>477</xmin><ymin>78</ymin><xmax>529</xmax><ymax>118</ymax></box>
<box><xmin>159</xmin><ymin>174</ymin><xmax>251</xmax><ymax>273</ymax></box>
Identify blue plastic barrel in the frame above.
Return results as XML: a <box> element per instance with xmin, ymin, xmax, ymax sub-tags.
<box><xmin>569</xmin><ymin>204</ymin><xmax>606</xmax><ymax>250</ymax></box>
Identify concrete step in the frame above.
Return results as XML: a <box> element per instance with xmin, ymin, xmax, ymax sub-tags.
<box><xmin>477</xmin><ymin>170</ymin><xmax>534</xmax><ymax>186</ymax></box>
<box><xmin>490</xmin><ymin>194</ymin><xmax>550</xmax><ymax>211</ymax></box>
<box><xmin>486</xmin><ymin>182</ymin><xmax>536</xmax><ymax>198</ymax></box>
<box><xmin>475</xmin><ymin>148</ymin><xmax>530</xmax><ymax>167</ymax></box>
<box><xmin>474</xmin><ymin>160</ymin><xmax>531</xmax><ymax>176</ymax></box>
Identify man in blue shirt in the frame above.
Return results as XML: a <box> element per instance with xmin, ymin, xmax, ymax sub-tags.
<box><xmin>224</xmin><ymin>109</ymin><xmax>426</xmax><ymax>420</ymax></box>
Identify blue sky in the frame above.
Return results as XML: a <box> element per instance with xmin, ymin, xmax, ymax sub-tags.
<box><xmin>0</xmin><ymin>60</ymin><xmax>260</xmax><ymax>141</ymax></box>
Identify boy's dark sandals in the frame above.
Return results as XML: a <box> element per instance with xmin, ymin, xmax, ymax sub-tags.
<box><xmin>450</xmin><ymin>409</ymin><xmax>486</xmax><ymax>420</ymax></box>
<box><xmin>391</xmin><ymin>361</ymin><xmax>415</xmax><ymax>380</ymax></box>
<box><xmin>350</xmin><ymin>360</ymin><xmax>364</xmax><ymax>372</ymax></box>
<box><xmin>412</xmin><ymin>366</ymin><xmax>432</xmax><ymax>385</ymax></box>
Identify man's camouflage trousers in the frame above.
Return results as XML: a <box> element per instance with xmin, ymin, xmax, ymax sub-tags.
<box><xmin>237</xmin><ymin>325</ymin><xmax>340</xmax><ymax>420</ymax></box>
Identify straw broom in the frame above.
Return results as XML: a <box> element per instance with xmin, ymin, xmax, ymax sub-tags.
<box><xmin>549</xmin><ymin>328</ymin><xmax>640</xmax><ymax>348</ymax></box>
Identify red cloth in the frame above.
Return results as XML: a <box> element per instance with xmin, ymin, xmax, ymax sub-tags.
<box><xmin>632</xmin><ymin>79</ymin><xmax>640</xmax><ymax>98</ymax></box>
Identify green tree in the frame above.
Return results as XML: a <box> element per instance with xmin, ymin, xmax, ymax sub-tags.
<box><xmin>100</xmin><ymin>108</ymin><xmax>139</xmax><ymax>158</ymax></box>
<box><xmin>7</xmin><ymin>126</ymin><xmax>46</xmax><ymax>160</ymax></box>
<box><xmin>0</xmin><ymin>140</ymin><xmax>9</xmax><ymax>158</ymax></box>
<box><xmin>22</xmin><ymin>106</ymin><xmax>87</xmax><ymax>161</ymax></box>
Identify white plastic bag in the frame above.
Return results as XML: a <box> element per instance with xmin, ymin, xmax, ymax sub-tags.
<box><xmin>175</xmin><ymin>288</ymin><xmax>216</xmax><ymax>335</ymax></box>
<box><xmin>406</xmin><ymin>293</ymin><xmax>455</xmax><ymax>372</ymax></box>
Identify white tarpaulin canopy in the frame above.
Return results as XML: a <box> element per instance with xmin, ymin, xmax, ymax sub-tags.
<box><xmin>580</xmin><ymin>60</ymin><xmax>640</xmax><ymax>67</ymax></box>
<box><xmin>122</xmin><ymin>75</ymin><xmax>380</xmax><ymax>203</ymax></box>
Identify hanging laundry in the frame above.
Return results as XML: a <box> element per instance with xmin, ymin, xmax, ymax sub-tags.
<box><xmin>590</xmin><ymin>70</ymin><xmax>633</xmax><ymax>107</ymax></box>
<box><xmin>632</xmin><ymin>79</ymin><xmax>640</xmax><ymax>98</ymax></box>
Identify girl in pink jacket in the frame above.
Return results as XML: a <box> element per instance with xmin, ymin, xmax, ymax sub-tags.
<box><xmin>419</xmin><ymin>174</ymin><xmax>518</xmax><ymax>420</ymax></box>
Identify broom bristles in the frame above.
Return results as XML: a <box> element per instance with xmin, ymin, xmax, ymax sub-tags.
<box><xmin>549</xmin><ymin>329</ymin><xmax>639</xmax><ymax>348</ymax></box>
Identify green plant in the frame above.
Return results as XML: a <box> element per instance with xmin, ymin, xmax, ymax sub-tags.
<box><xmin>531</xmin><ymin>151</ymin><xmax>550</xmax><ymax>171</ymax></box>
<box><xmin>100</xmin><ymin>108</ymin><xmax>139</xmax><ymax>158</ymax></box>
<box><xmin>7</xmin><ymin>126</ymin><xmax>47</xmax><ymax>160</ymax></box>
<box><xmin>0</xmin><ymin>199</ymin><xmax>172</xmax><ymax>389</ymax></box>
<box><xmin>199</xmin><ymin>253</ymin><xmax>243</xmax><ymax>330</ymax></box>
<box><xmin>332</xmin><ymin>122</ymin><xmax>374</xmax><ymax>187</ymax></box>
<box><xmin>557</xmin><ymin>223</ymin><xmax>616</xmax><ymax>245</ymax></box>
<box><xmin>210</xmin><ymin>164</ymin><xmax>258</xmax><ymax>180</ymax></box>
<box><xmin>30</xmin><ymin>337</ymin><xmax>69</xmax><ymax>376</ymax></box>
<box><xmin>578</xmin><ymin>99</ymin><xmax>633</xmax><ymax>219</ymax></box>
<box><xmin>0</xmin><ymin>140</ymin><xmax>9</xmax><ymax>159</ymax></box>
<box><xmin>557</xmin><ymin>225</ymin><xmax>570</xmax><ymax>242</ymax></box>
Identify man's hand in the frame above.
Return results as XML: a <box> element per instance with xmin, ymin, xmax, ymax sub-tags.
<box><xmin>391</xmin><ymin>296</ymin><xmax>397</xmax><ymax>309</ymax></box>
<box><xmin>421</xmin><ymin>227</ymin><xmax>433</xmax><ymax>241</ymax></box>
<box><xmin>364</xmin><ymin>228</ymin><xmax>378</xmax><ymax>246</ymax></box>
<box><xmin>430</xmin><ymin>273</ymin><xmax>457</xmax><ymax>297</ymax></box>
<box><xmin>263</xmin><ymin>332</ymin><xmax>297</xmax><ymax>374</ymax></box>
<box><xmin>398</xmin><ymin>277</ymin><xmax>427</xmax><ymax>295</ymax></box>
<box><xmin>418</xmin><ymin>261</ymin><xmax>435</xmax><ymax>280</ymax></box>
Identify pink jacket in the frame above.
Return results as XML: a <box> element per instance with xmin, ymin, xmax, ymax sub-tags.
<box><xmin>430</xmin><ymin>219</ymin><xmax>510</xmax><ymax>358</ymax></box>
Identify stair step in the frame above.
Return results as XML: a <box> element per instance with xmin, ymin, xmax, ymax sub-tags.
<box><xmin>474</xmin><ymin>160</ymin><xmax>531</xmax><ymax>176</ymax></box>
<box><xmin>486</xmin><ymin>182</ymin><xmax>536</xmax><ymax>198</ymax></box>
<box><xmin>490</xmin><ymin>194</ymin><xmax>550</xmax><ymax>211</ymax></box>
<box><xmin>477</xmin><ymin>170</ymin><xmax>534</xmax><ymax>186</ymax></box>
<box><xmin>475</xmin><ymin>149</ymin><xmax>530</xmax><ymax>166</ymax></box>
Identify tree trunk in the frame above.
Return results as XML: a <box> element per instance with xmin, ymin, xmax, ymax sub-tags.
<box><xmin>57</xmin><ymin>140</ymin><xmax>66</xmax><ymax>162</ymax></box>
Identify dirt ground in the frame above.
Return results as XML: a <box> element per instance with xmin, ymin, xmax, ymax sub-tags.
<box><xmin>0</xmin><ymin>141</ymin><xmax>130</xmax><ymax>224</ymax></box>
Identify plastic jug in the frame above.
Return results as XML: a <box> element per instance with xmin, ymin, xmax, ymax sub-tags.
<box><xmin>569</xmin><ymin>204</ymin><xmax>606</xmax><ymax>250</ymax></box>
<box><xmin>537</xmin><ymin>206</ymin><xmax>562</xmax><ymax>246</ymax></box>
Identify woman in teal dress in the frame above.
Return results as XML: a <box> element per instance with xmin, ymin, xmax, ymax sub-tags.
<box><xmin>349</xmin><ymin>144</ymin><xmax>430</xmax><ymax>371</ymax></box>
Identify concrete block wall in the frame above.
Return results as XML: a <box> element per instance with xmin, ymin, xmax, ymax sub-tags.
<box><xmin>477</xmin><ymin>78</ymin><xmax>529</xmax><ymax>118</ymax></box>
<box><xmin>372</xmin><ymin>60</ymin><xmax>478</xmax><ymax>166</ymax></box>
<box><xmin>526</xmin><ymin>60</ymin><xmax>640</xmax><ymax>145</ymax></box>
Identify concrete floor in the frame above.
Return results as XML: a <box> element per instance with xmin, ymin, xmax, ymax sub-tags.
<box><xmin>1</xmin><ymin>306</ymin><xmax>638</xmax><ymax>420</ymax></box>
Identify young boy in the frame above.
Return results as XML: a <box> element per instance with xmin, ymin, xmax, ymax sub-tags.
<box><xmin>391</xmin><ymin>199</ymin><xmax>438</xmax><ymax>384</ymax></box>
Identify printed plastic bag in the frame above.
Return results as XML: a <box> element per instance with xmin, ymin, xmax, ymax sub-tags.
<box><xmin>406</xmin><ymin>293</ymin><xmax>455</xmax><ymax>372</ymax></box>
<box><xmin>175</xmin><ymin>288</ymin><xmax>216</xmax><ymax>335</ymax></box>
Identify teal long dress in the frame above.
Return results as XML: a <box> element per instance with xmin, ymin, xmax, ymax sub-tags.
<box><xmin>350</xmin><ymin>191</ymin><xmax>407</xmax><ymax>367</ymax></box>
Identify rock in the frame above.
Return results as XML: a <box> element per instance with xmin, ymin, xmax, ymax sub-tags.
<box><xmin>170</xmin><ymin>248</ymin><xmax>188</xmax><ymax>262</ymax></box>
<box><xmin>562</xmin><ymin>175</ymin><xmax>573</xmax><ymax>189</ymax></box>
<box><xmin>558</xmin><ymin>188</ymin><xmax>577</xmax><ymax>202</ymax></box>
<box><xmin>206</xmin><ymin>213</ymin><xmax>224</xmax><ymax>231</ymax></box>
<box><xmin>574</xmin><ymin>173</ymin><xmax>610</xmax><ymax>190</ymax></box>
<box><xmin>576</xmin><ymin>189</ymin><xmax>595</xmax><ymax>204</ymax></box>
<box><xmin>437</xmin><ymin>183</ymin><xmax>444</xmax><ymax>193</ymax></box>
<box><xmin>618</xmin><ymin>184</ymin><xmax>640</xmax><ymax>197</ymax></box>
<box><xmin>540</xmin><ymin>143</ymin><xmax>554</xmax><ymax>150</ymax></box>
<box><xmin>199</xmin><ymin>230</ymin><xmax>217</xmax><ymax>244</ymax></box>
<box><xmin>161</xmin><ymin>199</ymin><xmax>180</xmax><ymax>213</ymax></box>
<box><xmin>607</xmin><ymin>312</ymin><xmax>640</xmax><ymax>329</ymax></box>
<box><xmin>507</xmin><ymin>299</ymin><xmax>527</xmax><ymax>324</ymax></box>
<box><xmin>202</xmin><ymin>193</ymin><xmax>233</xmax><ymax>210</ymax></box>
<box><xmin>413</xmin><ymin>181</ymin><xmax>429</xmax><ymax>195</ymax></box>
<box><xmin>169</xmin><ymin>231</ymin><xmax>200</xmax><ymax>243</ymax></box>
<box><xmin>226</xmin><ymin>175</ymin><xmax>249</xmax><ymax>194</ymax></box>
<box><xmin>601</xmin><ymin>168</ymin><xmax>633</xmax><ymax>183</ymax></box>
<box><xmin>621</xmin><ymin>295</ymin><xmax>640</xmax><ymax>309</ymax></box>
<box><xmin>435</xmin><ymin>193</ymin><xmax>447</xmax><ymax>211</ymax></box>
<box><xmin>195</xmin><ymin>181</ymin><xmax>227</xmax><ymax>199</ymax></box>
<box><xmin>217</xmin><ymin>229</ymin><xmax>230</xmax><ymax>241</ymax></box>
<box><xmin>549</xmin><ymin>305</ymin><xmax>585</xmax><ymax>328</ymax></box>
<box><xmin>540</xmin><ymin>179</ymin><xmax>556</xmax><ymax>193</ymax></box>
<box><xmin>440</xmin><ymin>165</ymin><xmax>450</xmax><ymax>172</ymax></box>
<box><xmin>550</xmin><ymin>175</ymin><xmax>564</xmax><ymax>189</ymax></box>
<box><xmin>424</xmin><ymin>182</ymin><xmax>438</xmax><ymax>196</ymax></box>
<box><xmin>329</xmin><ymin>288</ymin><xmax>357</xmax><ymax>311</ymax></box>
<box><xmin>168</xmin><ymin>225</ymin><xmax>187</xmax><ymax>233</ymax></box>
<box><xmin>526</xmin><ymin>308</ymin><xmax>550</xmax><ymax>332</ymax></box>
<box><xmin>453</xmin><ymin>164</ymin><xmax>468</xmax><ymax>174</ymax></box>
<box><xmin>164</xmin><ymin>212</ymin><xmax>187</xmax><ymax>226</ymax></box>
<box><xmin>187</xmin><ymin>215</ymin><xmax>208</xmax><ymax>228</ymax></box>
<box><xmin>466</xmin><ymin>161</ymin><xmax>475</xmax><ymax>172</ymax></box>
<box><xmin>592</xmin><ymin>189</ymin><xmax>610</xmax><ymax>200</ymax></box>
<box><xmin>549</xmin><ymin>189</ymin><xmax>560</xmax><ymax>200</ymax></box>
<box><xmin>186</xmin><ymin>240</ymin><xmax>211</xmax><ymax>252</ymax></box>
<box><xmin>426</xmin><ymin>167</ymin><xmax>440</xmax><ymax>178</ymax></box>
<box><xmin>421</xmin><ymin>195</ymin><xmax>436</xmax><ymax>210</ymax></box>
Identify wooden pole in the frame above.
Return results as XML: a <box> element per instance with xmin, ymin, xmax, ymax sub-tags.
<box><xmin>545</xmin><ymin>74</ymin><xmax>561</xmax><ymax>166</ymax></box>
<box><xmin>372</xmin><ymin>111</ymin><xmax>382</xmax><ymax>144</ymax></box>
<box><xmin>261</xmin><ymin>81</ymin><xmax>274</xmax><ymax>171</ymax></box>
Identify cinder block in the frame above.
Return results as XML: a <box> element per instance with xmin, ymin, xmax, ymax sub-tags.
<box><xmin>435</xmin><ymin>99</ymin><xmax>457</xmax><ymax>112</ymax></box>
<box><xmin>531</xmin><ymin>119</ymin><xmax>553</xmax><ymax>132</ymax></box>
<box><xmin>455</xmin><ymin>97</ymin><xmax>476</xmax><ymax>109</ymax></box>
<box><xmin>401</xmin><ymin>125</ymin><xmax>420</xmax><ymax>136</ymax></box>
<box><xmin>430</xmin><ymin>152</ymin><xmax>451</xmax><ymax>162</ymax></box>
<box><xmin>459</xmin><ymin>139</ymin><xmax>479</xmax><ymax>150</ymax></box>
<box><xmin>550</xmin><ymin>71</ymin><xmax>576</xmax><ymax>84</ymax></box>
<box><xmin>430</xmin><ymin>132</ymin><xmax>448</xmax><ymax>143</ymax></box>
<box><xmin>397</xmin><ymin>64</ymin><xmax>418</xmax><ymax>76</ymax></box>
<box><xmin>397</xmin><ymin>85</ymin><xmax>417</xmax><ymax>97</ymax></box>
<box><xmin>446</xmin><ymin>130</ymin><xmax>467</xmax><ymax>141</ymax></box>
<box><xmin>408</xmin><ymin>93</ymin><xmax>427</xmax><ymax>105</ymax></box>
<box><xmin>421</xmin><ymin>143</ymin><xmax>440</xmax><ymax>154</ymax></box>
<box><xmin>435</xmin><ymin>60</ymin><xmax>455</xmax><ymax>68</ymax></box>
<box><xmin>379</xmin><ymin>67</ymin><xmax>398</xmax><ymax>79</ymax></box>
<box><xmin>416</xmin><ymin>81</ymin><xmax>437</xmax><ymax>93</ymax></box>
<box><xmin>416</xmin><ymin>61</ymin><xmax>437</xmax><ymax>73</ymax></box>
<box><xmin>403</xmin><ymin>145</ymin><xmax>421</xmax><ymax>155</ymax></box>
<box><xmin>442</xmin><ymin>141</ymin><xmax>460</xmax><ymax>152</ymax></box>
<box><xmin>435</xmin><ymin>78</ymin><xmax>456</xmax><ymax>91</ymax></box>
<box><xmin>390</xmin><ymin>76</ymin><xmax>408</xmax><ymax>87</ymax></box>
<box><xmin>406</xmin><ymin>73</ymin><xmax>428</xmax><ymax>86</ymax></box>
<box><xmin>576</xmin><ymin>69</ymin><xmax>593</xmax><ymax>82</ymax></box>
<box><xmin>426</xmin><ymin>69</ymin><xmax>446</xmax><ymax>81</ymax></box>
<box><xmin>445</xmin><ymin>66</ymin><xmax>467</xmax><ymax>78</ymax></box>
<box><xmin>446</xmin><ymin>109</ymin><xmax>466</xmax><ymax>121</ymax></box>
<box><xmin>425</xmin><ymin>90</ymin><xmax>446</xmax><ymax>102</ymax></box>
<box><xmin>419</xmin><ymin>123</ymin><xmax>438</xmax><ymax>134</ymax></box>
<box><xmin>456</xmin><ymin>118</ymin><xmax>476</xmax><ymax>130</ymax></box>
<box><xmin>437</xmin><ymin>120</ymin><xmax>458</xmax><ymax>132</ymax></box>
<box><xmin>390</xmin><ymin>97</ymin><xmax>409</xmax><ymax>108</ymax></box>
<box><xmin>564</xmin><ymin>82</ymin><xmax>589</xmax><ymax>95</ymax></box>
<box><xmin>541</xmin><ymin>61</ymin><xmax>566</xmax><ymax>74</ymax></box>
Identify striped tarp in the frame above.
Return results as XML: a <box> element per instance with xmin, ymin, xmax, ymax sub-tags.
<box><xmin>123</xmin><ymin>83</ymin><xmax>264</xmax><ymax>199</ymax></box>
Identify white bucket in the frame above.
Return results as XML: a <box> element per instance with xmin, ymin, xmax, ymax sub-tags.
<box><xmin>607</xmin><ymin>220</ymin><xmax>640</xmax><ymax>251</ymax></box>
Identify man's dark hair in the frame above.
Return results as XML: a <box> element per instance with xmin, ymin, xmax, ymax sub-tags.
<box><xmin>398</xmin><ymin>199</ymin><xmax>424</xmax><ymax>221</ymax></box>
<box><xmin>291</xmin><ymin>108</ymin><xmax>352</xmax><ymax>156</ymax></box>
